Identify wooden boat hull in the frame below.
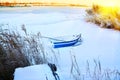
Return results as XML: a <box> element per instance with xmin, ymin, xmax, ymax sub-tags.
<box><xmin>53</xmin><ymin>35</ymin><xmax>81</xmax><ymax>48</ymax></box>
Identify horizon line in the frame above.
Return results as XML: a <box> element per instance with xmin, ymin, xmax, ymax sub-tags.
<box><xmin>0</xmin><ymin>2</ymin><xmax>90</xmax><ymax>7</ymax></box>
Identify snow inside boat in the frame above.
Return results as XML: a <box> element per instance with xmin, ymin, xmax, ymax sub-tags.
<box><xmin>52</xmin><ymin>34</ymin><xmax>81</xmax><ymax>48</ymax></box>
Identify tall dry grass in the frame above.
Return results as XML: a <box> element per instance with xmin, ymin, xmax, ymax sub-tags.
<box><xmin>0</xmin><ymin>24</ymin><xmax>56</xmax><ymax>80</ymax></box>
<box><xmin>85</xmin><ymin>4</ymin><xmax>120</xmax><ymax>31</ymax></box>
<box><xmin>70</xmin><ymin>55</ymin><xmax>120</xmax><ymax>80</ymax></box>
<box><xmin>0</xmin><ymin>25</ymin><xmax>29</xmax><ymax>80</ymax></box>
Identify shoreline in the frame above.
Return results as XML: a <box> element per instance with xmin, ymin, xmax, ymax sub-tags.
<box><xmin>0</xmin><ymin>2</ymin><xmax>90</xmax><ymax>8</ymax></box>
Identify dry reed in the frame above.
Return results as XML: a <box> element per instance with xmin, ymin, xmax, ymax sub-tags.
<box><xmin>0</xmin><ymin>24</ymin><xmax>56</xmax><ymax>80</ymax></box>
<box><xmin>70</xmin><ymin>55</ymin><xmax>120</xmax><ymax>80</ymax></box>
<box><xmin>85</xmin><ymin>4</ymin><xmax>120</xmax><ymax>31</ymax></box>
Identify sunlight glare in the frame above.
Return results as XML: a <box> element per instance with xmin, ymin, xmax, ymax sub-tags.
<box><xmin>93</xmin><ymin>0</ymin><xmax>120</xmax><ymax>7</ymax></box>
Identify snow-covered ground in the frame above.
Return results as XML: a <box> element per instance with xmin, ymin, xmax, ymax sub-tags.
<box><xmin>14</xmin><ymin>64</ymin><xmax>55</xmax><ymax>80</ymax></box>
<box><xmin>0</xmin><ymin>6</ymin><xmax>120</xmax><ymax>80</ymax></box>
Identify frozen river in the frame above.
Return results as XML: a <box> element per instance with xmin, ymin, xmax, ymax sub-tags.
<box><xmin>0</xmin><ymin>6</ymin><xmax>120</xmax><ymax>80</ymax></box>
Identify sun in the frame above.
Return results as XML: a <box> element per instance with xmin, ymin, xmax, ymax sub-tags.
<box><xmin>93</xmin><ymin>0</ymin><xmax>120</xmax><ymax>7</ymax></box>
<box><xmin>106</xmin><ymin>2</ymin><xmax>116</xmax><ymax>7</ymax></box>
<box><xmin>104</xmin><ymin>2</ymin><xmax>119</xmax><ymax>7</ymax></box>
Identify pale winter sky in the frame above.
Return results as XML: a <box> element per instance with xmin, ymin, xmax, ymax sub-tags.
<box><xmin>0</xmin><ymin>0</ymin><xmax>120</xmax><ymax>6</ymax></box>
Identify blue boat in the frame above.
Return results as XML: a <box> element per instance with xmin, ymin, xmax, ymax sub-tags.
<box><xmin>53</xmin><ymin>34</ymin><xmax>81</xmax><ymax>48</ymax></box>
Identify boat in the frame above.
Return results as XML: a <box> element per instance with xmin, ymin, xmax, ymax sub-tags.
<box><xmin>52</xmin><ymin>34</ymin><xmax>81</xmax><ymax>48</ymax></box>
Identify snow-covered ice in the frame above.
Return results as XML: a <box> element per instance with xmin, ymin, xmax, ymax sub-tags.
<box><xmin>14</xmin><ymin>64</ymin><xmax>55</xmax><ymax>80</ymax></box>
<box><xmin>0</xmin><ymin>6</ymin><xmax>120</xmax><ymax>80</ymax></box>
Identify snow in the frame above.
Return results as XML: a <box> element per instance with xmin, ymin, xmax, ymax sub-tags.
<box><xmin>14</xmin><ymin>64</ymin><xmax>55</xmax><ymax>80</ymax></box>
<box><xmin>0</xmin><ymin>6</ymin><xmax>120</xmax><ymax>80</ymax></box>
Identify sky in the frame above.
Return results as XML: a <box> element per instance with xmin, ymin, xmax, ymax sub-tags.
<box><xmin>0</xmin><ymin>0</ymin><xmax>120</xmax><ymax>6</ymax></box>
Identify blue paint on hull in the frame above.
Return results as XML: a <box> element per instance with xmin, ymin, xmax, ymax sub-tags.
<box><xmin>53</xmin><ymin>36</ymin><xmax>80</xmax><ymax>48</ymax></box>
